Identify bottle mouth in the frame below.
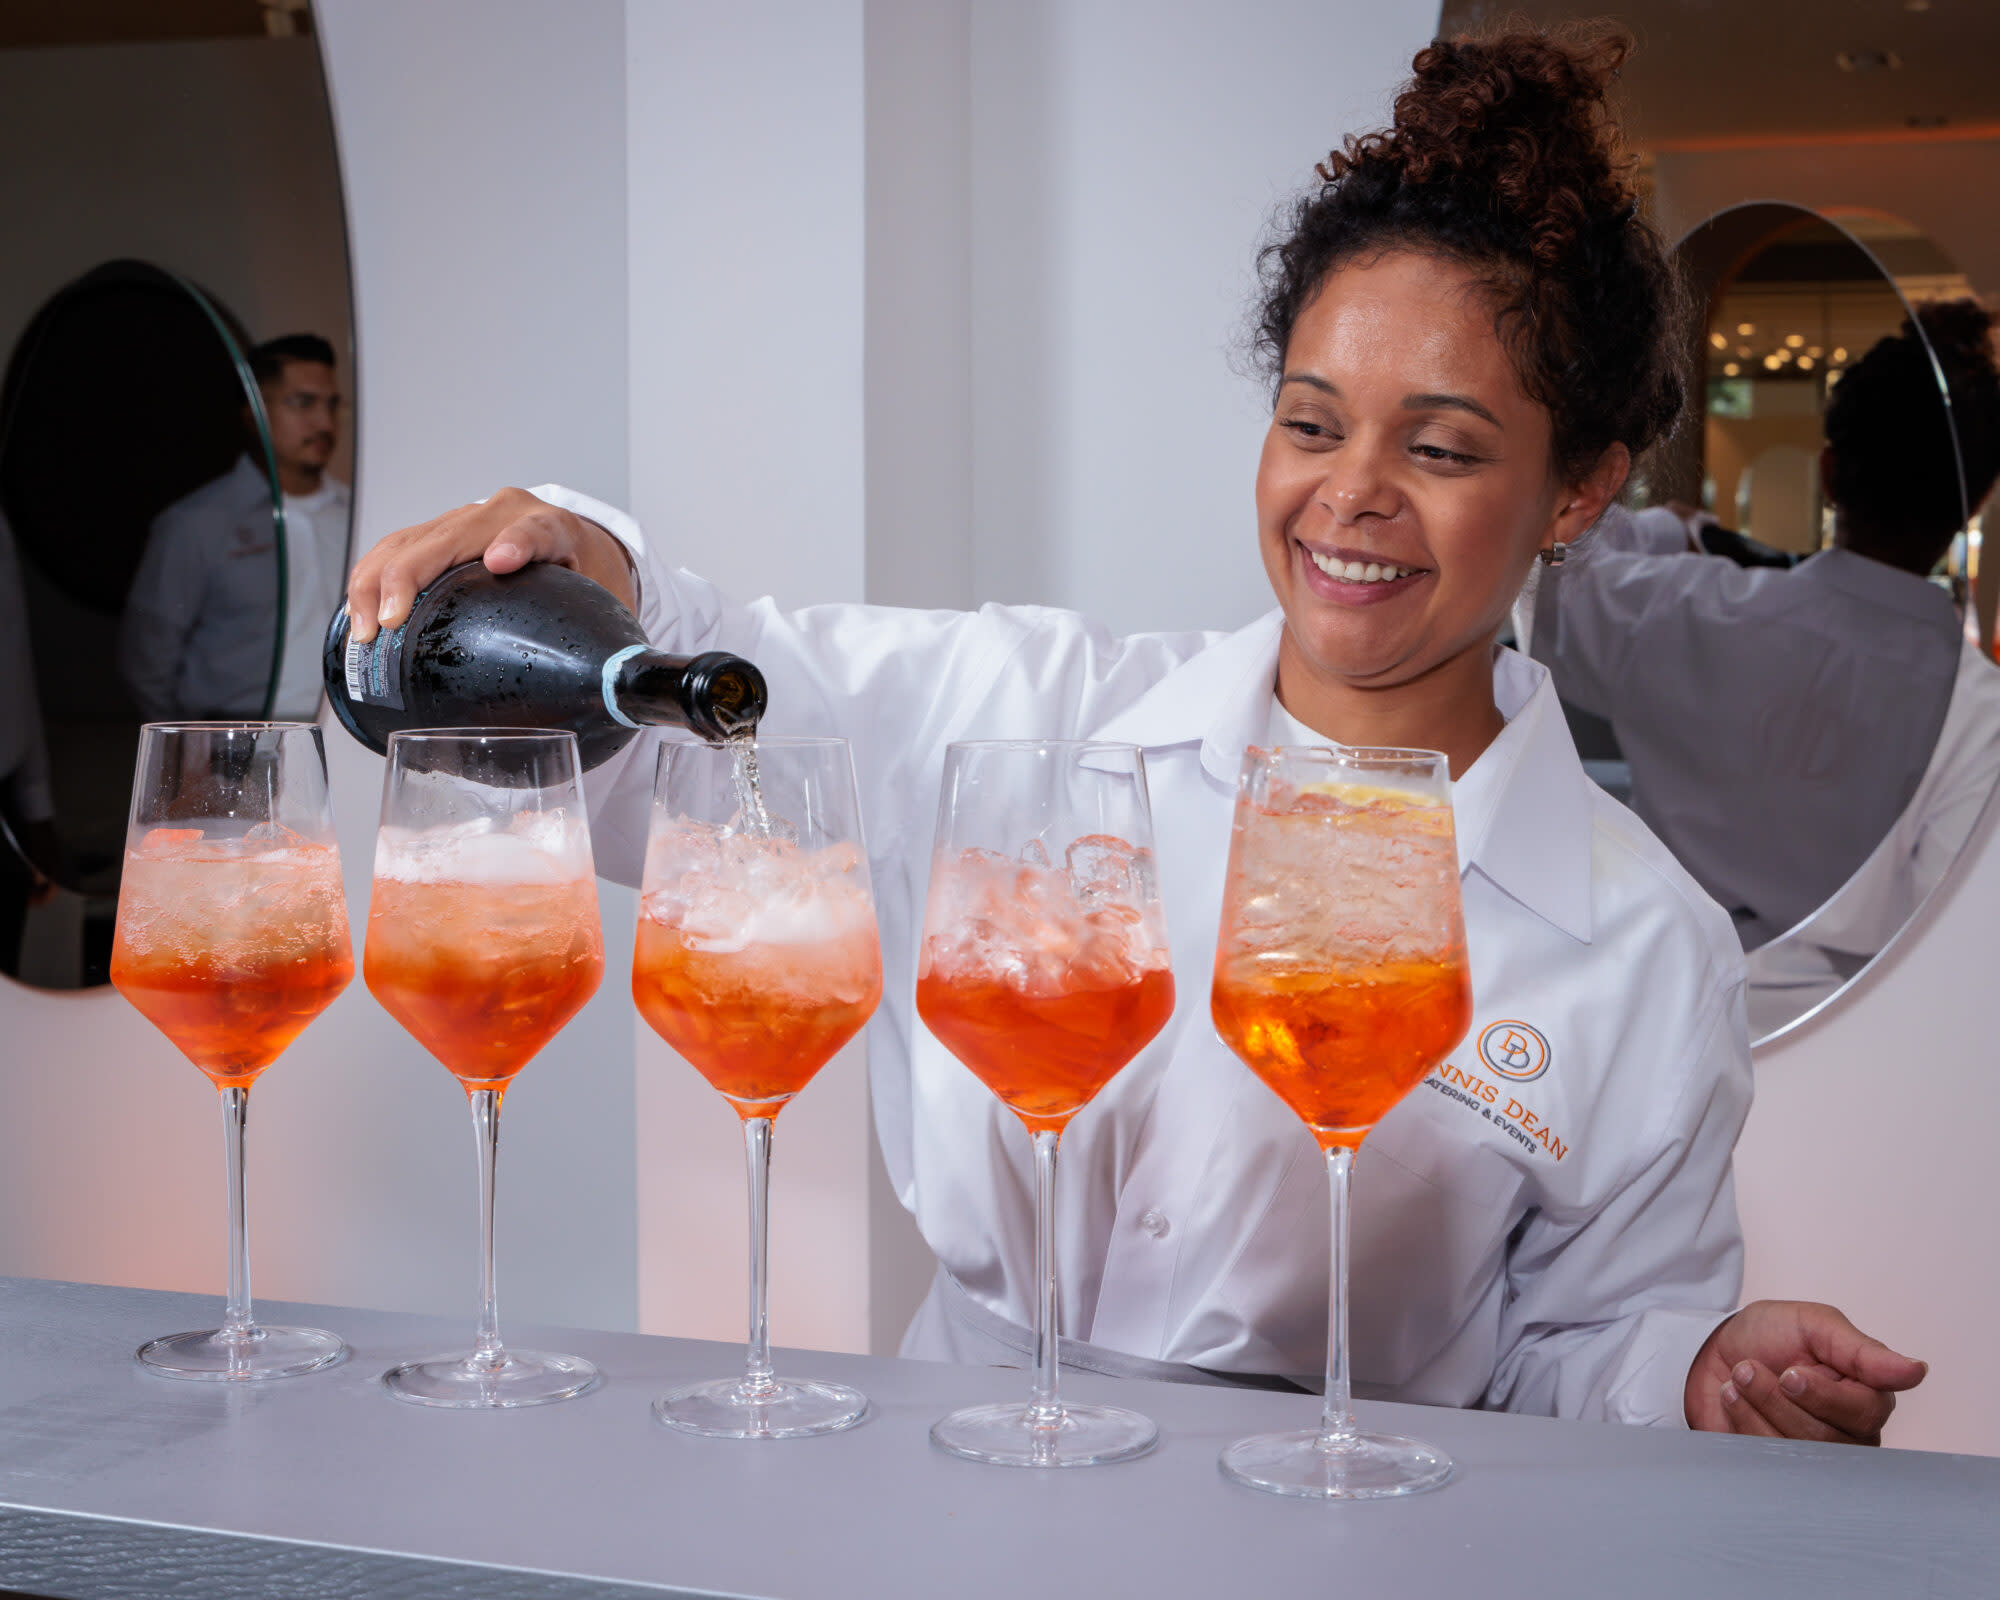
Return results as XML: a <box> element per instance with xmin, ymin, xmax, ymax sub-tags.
<box><xmin>684</xmin><ymin>653</ymin><xmax>768</xmax><ymax>739</ymax></box>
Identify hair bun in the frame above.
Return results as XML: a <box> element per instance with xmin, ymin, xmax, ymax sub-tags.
<box><xmin>1324</xmin><ymin>25</ymin><xmax>1638</xmax><ymax>271</ymax></box>
<box><xmin>1257</xmin><ymin>22</ymin><xmax>1686</xmax><ymax>480</ymax></box>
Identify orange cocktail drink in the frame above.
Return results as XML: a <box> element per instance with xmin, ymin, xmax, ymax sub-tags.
<box><xmin>111</xmin><ymin>721</ymin><xmax>355</xmax><ymax>1382</ymax></box>
<box><xmin>364</xmin><ymin>819</ymin><xmax>604</xmax><ymax>1088</ymax></box>
<box><xmin>1211</xmin><ymin>780</ymin><xmax>1470</xmax><ymax>1148</ymax></box>
<box><xmin>916</xmin><ymin>836</ymin><xmax>1176</xmax><ymax>1134</ymax></box>
<box><xmin>111</xmin><ymin>826</ymin><xmax>354</xmax><ymax>1087</ymax></box>
<box><xmin>1210</xmin><ymin>749</ymin><xmax>1470</xmax><ymax>1499</ymax></box>
<box><xmin>640</xmin><ymin>737</ymin><xmax>884</xmax><ymax>1440</ymax></box>
<box><xmin>1211</xmin><ymin>957</ymin><xmax>1470</xmax><ymax>1148</ymax></box>
<box><xmin>632</xmin><ymin>832</ymin><xmax>883</xmax><ymax>1117</ymax></box>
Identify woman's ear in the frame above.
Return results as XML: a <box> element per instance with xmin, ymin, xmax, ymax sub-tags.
<box><xmin>1548</xmin><ymin>443</ymin><xmax>1632</xmax><ymax>549</ymax></box>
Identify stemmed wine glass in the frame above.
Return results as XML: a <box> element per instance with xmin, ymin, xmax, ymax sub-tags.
<box><xmin>1210</xmin><ymin>745</ymin><xmax>1473</xmax><ymax>1498</ymax></box>
<box><xmin>634</xmin><ymin>736</ymin><xmax>883</xmax><ymax>1437</ymax></box>
<box><xmin>917</xmin><ymin>741</ymin><xmax>1175</xmax><ymax>1467</ymax></box>
<box><xmin>110</xmin><ymin>722</ymin><xmax>353</xmax><ymax>1379</ymax></box>
<box><xmin>364</xmin><ymin>730</ymin><xmax>606</xmax><ymax>1408</ymax></box>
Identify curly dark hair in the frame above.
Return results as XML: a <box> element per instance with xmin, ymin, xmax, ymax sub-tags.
<box><xmin>1824</xmin><ymin>297</ymin><xmax>2000</xmax><ymax>572</ymax></box>
<box><xmin>1252</xmin><ymin>24</ymin><xmax>1686</xmax><ymax>484</ymax></box>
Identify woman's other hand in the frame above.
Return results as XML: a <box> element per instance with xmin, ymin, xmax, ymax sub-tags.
<box><xmin>345</xmin><ymin>486</ymin><xmax>638</xmax><ymax>644</ymax></box>
<box><xmin>1685</xmin><ymin>1299</ymin><xmax>1927</xmax><ymax>1444</ymax></box>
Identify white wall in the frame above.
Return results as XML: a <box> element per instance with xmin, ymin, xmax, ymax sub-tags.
<box><xmin>624</xmin><ymin>0</ymin><xmax>878</xmax><ymax>1357</ymax></box>
<box><xmin>966</xmin><ymin>0</ymin><xmax>1434</xmax><ymax>634</ymax></box>
<box><xmin>1740</xmin><ymin>779</ymin><xmax>2000</xmax><ymax>1456</ymax></box>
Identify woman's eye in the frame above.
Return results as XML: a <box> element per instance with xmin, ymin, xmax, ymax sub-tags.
<box><xmin>1413</xmin><ymin>442</ymin><xmax>1477</xmax><ymax>465</ymax></box>
<box><xmin>1282</xmin><ymin>419</ymin><xmax>1336</xmax><ymax>441</ymax></box>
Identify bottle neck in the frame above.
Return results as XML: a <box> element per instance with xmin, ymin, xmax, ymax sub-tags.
<box><xmin>610</xmin><ymin>649</ymin><xmax>766</xmax><ymax>741</ymax></box>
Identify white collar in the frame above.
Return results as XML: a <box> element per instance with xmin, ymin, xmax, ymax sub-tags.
<box><xmin>1089</xmin><ymin>611</ymin><xmax>1595</xmax><ymax>943</ymax></box>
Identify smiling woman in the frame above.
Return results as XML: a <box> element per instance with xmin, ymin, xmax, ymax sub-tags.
<box><xmin>1246</xmin><ymin>26</ymin><xmax>1684</xmax><ymax>779</ymax></box>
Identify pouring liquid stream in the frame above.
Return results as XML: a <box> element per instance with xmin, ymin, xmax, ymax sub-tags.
<box><xmin>729</xmin><ymin>734</ymin><xmax>775</xmax><ymax>839</ymax></box>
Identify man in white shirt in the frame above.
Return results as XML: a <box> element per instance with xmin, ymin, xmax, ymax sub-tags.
<box><xmin>119</xmin><ymin>334</ymin><xmax>352</xmax><ymax>721</ymax></box>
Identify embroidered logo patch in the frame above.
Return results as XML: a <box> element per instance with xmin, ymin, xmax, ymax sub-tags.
<box><xmin>1477</xmin><ymin>1020</ymin><xmax>1549</xmax><ymax>1083</ymax></box>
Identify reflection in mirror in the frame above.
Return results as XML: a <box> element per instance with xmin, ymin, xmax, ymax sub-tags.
<box><xmin>1448</xmin><ymin>0</ymin><xmax>2000</xmax><ymax>1040</ymax></box>
<box><xmin>0</xmin><ymin>7</ymin><xmax>354</xmax><ymax>991</ymax></box>
<box><xmin>1528</xmin><ymin>205</ymin><xmax>2000</xmax><ymax>1038</ymax></box>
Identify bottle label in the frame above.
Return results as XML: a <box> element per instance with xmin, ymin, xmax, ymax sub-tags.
<box><xmin>343</xmin><ymin>629</ymin><xmax>406</xmax><ymax>711</ymax></box>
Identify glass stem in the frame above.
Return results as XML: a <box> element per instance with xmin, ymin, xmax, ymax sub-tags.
<box><xmin>220</xmin><ymin>1085</ymin><xmax>254</xmax><ymax>1343</ymax></box>
<box><xmin>1320</xmin><ymin>1145</ymin><xmax>1357</xmax><ymax>1447</ymax></box>
<box><xmin>742</xmin><ymin>1116</ymin><xmax>776</xmax><ymax>1397</ymax></box>
<box><xmin>1029</xmin><ymin>1128</ymin><xmax>1063</xmax><ymax>1428</ymax></box>
<box><xmin>470</xmin><ymin>1089</ymin><xmax>505</xmax><ymax>1369</ymax></box>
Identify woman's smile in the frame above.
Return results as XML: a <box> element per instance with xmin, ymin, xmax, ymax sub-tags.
<box><xmin>1293</xmin><ymin>536</ymin><xmax>1432</xmax><ymax>605</ymax></box>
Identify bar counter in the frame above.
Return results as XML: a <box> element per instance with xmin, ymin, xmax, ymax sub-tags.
<box><xmin>0</xmin><ymin>1277</ymin><xmax>1993</xmax><ymax>1599</ymax></box>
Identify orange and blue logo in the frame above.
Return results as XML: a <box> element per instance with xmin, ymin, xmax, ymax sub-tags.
<box><xmin>1477</xmin><ymin>1020</ymin><xmax>1550</xmax><ymax>1083</ymax></box>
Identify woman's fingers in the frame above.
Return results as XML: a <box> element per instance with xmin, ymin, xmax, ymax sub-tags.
<box><xmin>1723</xmin><ymin>1359</ymin><xmax>1871</xmax><ymax>1445</ymax></box>
<box><xmin>1717</xmin><ymin>1371</ymin><xmax>1785</xmax><ymax>1438</ymax></box>
<box><xmin>1800</xmin><ymin>1306</ymin><xmax>1928</xmax><ymax>1394</ymax></box>
<box><xmin>1772</xmin><ymin>1360</ymin><xmax>1896</xmax><ymax>1443</ymax></box>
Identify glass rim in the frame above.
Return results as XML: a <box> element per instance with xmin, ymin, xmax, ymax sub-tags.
<box><xmin>139</xmin><ymin>720</ymin><xmax>320</xmax><ymax>734</ymax></box>
<box><xmin>386</xmin><ymin>727</ymin><xmax>581</xmax><ymax>746</ymax></box>
<box><xmin>943</xmin><ymin>738</ymin><xmax>1144</xmax><ymax>755</ymax></box>
<box><xmin>1248</xmin><ymin>742</ymin><xmax>1449</xmax><ymax>768</ymax></box>
<box><xmin>660</xmin><ymin>734</ymin><xmax>851</xmax><ymax>752</ymax></box>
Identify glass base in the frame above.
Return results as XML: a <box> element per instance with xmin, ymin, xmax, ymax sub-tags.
<box><xmin>1221</xmin><ymin>1427</ymin><xmax>1453</xmax><ymax>1499</ymax></box>
<box><xmin>136</xmin><ymin>1324</ymin><xmax>348</xmax><ymax>1382</ymax></box>
<box><xmin>654</xmin><ymin>1375</ymin><xmax>869</xmax><ymax>1439</ymax></box>
<box><xmin>382</xmin><ymin>1350</ymin><xmax>601</xmax><ymax>1409</ymax></box>
<box><xmin>931</xmin><ymin>1400</ymin><xmax>1158</xmax><ymax>1468</ymax></box>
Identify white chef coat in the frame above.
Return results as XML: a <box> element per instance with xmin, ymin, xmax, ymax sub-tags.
<box><xmin>118</xmin><ymin>456</ymin><xmax>351</xmax><ymax>720</ymax></box>
<box><xmin>1746</xmin><ymin>636</ymin><xmax>2000</xmax><ymax>1035</ymax></box>
<box><xmin>1531</xmin><ymin>509</ymin><xmax>1962</xmax><ymax>949</ymax></box>
<box><xmin>273</xmin><ymin>478</ymin><xmax>354</xmax><ymax>719</ymax></box>
<box><xmin>540</xmin><ymin>485</ymin><xmax>1751</xmax><ymax>1428</ymax></box>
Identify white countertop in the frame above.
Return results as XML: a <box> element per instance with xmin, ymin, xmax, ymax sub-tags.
<box><xmin>0</xmin><ymin>1276</ymin><xmax>1993</xmax><ymax>1599</ymax></box>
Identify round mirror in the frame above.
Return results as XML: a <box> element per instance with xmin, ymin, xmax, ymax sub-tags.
<box><xmin>1531</xmin><ymin>203</ymin><xmax>1997</xmax><ymax>1041</ymax></box>
<box><xmin>1444</xmin><ymin>0</ymin><xmax>2000</xmax><ymax>1044</ymax></box>
<box><xmin>0</xmin><ymin>8</ymin><xmax>355</xmax><ymax>990</ymax></box>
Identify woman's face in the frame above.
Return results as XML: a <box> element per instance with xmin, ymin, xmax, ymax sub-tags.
<box><xmin>1257</xmin><ymin>250</ymin><xmax>1605</xmax><ymax>692</ymax></box>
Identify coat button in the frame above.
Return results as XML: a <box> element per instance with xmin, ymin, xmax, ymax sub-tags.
<box><xmin>1139</xmin><ymin>1209</ymin><xmax>1171</xmax><ymax>1239</ymax></box>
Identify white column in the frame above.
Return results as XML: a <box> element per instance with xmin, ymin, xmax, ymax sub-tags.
<box><xmin>626</xmin><ymin>0</ymin><xmax>876</xmax><ymax>1356</ymax></box>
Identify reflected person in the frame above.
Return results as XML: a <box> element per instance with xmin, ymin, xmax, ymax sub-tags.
<box><xmin>1529</xmin><ymin>300</ymin><xmax>2000</xmax><ymax>948</ymax></box>
<box><xmin>117</xmin><ymin>333</ymin><xmax>352</xmax><ymax>721</ymax></box>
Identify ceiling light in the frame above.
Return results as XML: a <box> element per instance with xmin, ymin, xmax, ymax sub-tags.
<box><xmin>1785</xmin><ymin>334</ymin><xmax>1805</xmax><ymax>349</ymax></box>
<box><xmin>1723</xmin><ymin>363</ymin><xmax>1741</xmax><ymax>377</ymax></box>
<box><xmin>1833</xmin><ymin>346</ymin><xmax>1848</xmax><ymax>362</ymax></box>
<box><xmin>1799</xmin><ymin>356</ymin><xmax>1816</xmax><ymax>370</ymax></box>
<box><xmin>1807</xmin><ymin>346</ymin><xmax>1824</xmax><ymax>358</ymax></box>
<box><xmin>1764</xmin><ymin>355</ymin><xmax>1783</xmax><ymax>370</ymax></box>
<box><xmin>1736</xmin><ymin>344</ymin><xmax>1752</xmax><ymax>358</ymax></box>
<box><xmin>1737</xmin><ymin>323</ymin><xmax>1756</xmax><ymax>336</ymax></box>
<box><xmin>1710</xmin><ymin>332</ymin><xmax>1728</xmax><ymax>350</ymax></box>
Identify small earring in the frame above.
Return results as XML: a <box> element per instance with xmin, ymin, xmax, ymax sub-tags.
<box><xmin>1539</xmin><ymin>541</ymin><xmax>1568</xmax><ymax>568</ymax></box>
